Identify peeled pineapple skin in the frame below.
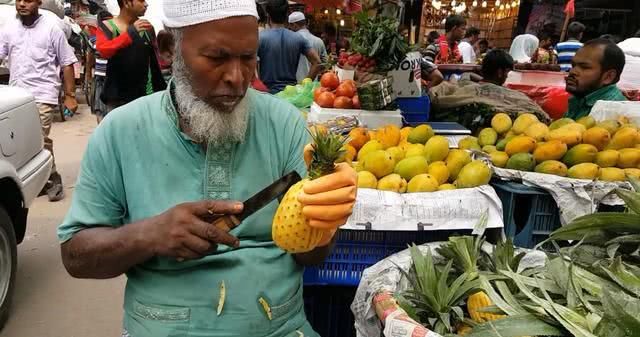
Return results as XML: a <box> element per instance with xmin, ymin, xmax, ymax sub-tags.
<box><xmin>272</xmin><ymin>179</ymin><xmax>325</xmax><ymax>253</ymax></box>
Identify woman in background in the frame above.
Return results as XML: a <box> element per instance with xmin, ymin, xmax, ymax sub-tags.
<box><xmin>156</xmin><ymin>30</ymin><xmax>175</xmax><ymax>83</ymax></box>
<box><xmin>509</xmin><ymin>34</ymin><xmax>539</xmax><ymax>63</ymax></box>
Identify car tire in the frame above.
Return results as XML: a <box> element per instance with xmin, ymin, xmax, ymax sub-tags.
<box><xmin>0</xmin><ymin>206</ymin><xmax>17</xmax><ymax>330</ymax></box>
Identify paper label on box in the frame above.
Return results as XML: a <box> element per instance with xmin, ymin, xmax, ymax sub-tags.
<box><xmin>389</xmin><ymin>52</ymin><xmax>422</xmax><ymax>98</ymax></box>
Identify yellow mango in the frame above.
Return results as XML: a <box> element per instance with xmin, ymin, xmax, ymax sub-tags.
<box><xmin>568</xmin><ymin>163</ymin><xmax>600</xmax><ymax>180</ymax></box>
<box><xmin>617</xmin><ymin>148</ymin><xmax>640</xmax><ymax>168</ymax></box>
<box><xmin>524</xmin><ymin>122</ymin><xmax>549</xmax><ymax>142</ymax></box>
<box><xmin>595</xmin><ymin>150</ymin><xmax>619</xmax><ymax>168</ymax></box>
<box><xmin>533</xmin><ymin>140</ymin><xmax>567</xmax><ymax>162</ymax></box>
<box><xmin>545</xmin><ymin>128</ymin><xmax>582</xmax><ymax>146</ymax></box>
<box><xmin>607</xmin><ymin>127</ymin><xmax>639</xmax><ymax>150</ymax></box>
<box><xmin>582</xmin><ymin>126</ymin><xmax>611</xmax><ymax>151</ymax></box>
<box><xmin>512</xmin><ymin>113</ymin><xmax>539</xmax><ymax>134</ymax></box>
<box><xmin>489</xmin><ymin>151</ymin><xmax>510</xmax><ymax>168</ymax></box>
<box><xmin>505</xmin><ymin>136</ymin><xmax>537</xmax><ymax>156</ymax></box>
<box><xmin>491</xmin><ymin>113</ymin><xmax>513</xmax><ymax>134</ymax></box>
<box><xmin>599</xmin><ymin>167</ymin><xmax>626</xmax><ymax>182</ymax></box>
<box><xmin>562</xmin><ymin>144</ymin><xmax>598</xmax><ymax>166</ymax></box>
<box><xmin>535</xmin><ymin>160</ymin><xmax>568</xmax><ymax>177</ymax></box>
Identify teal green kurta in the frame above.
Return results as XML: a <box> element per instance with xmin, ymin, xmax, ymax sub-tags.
<box><xmin>57</xmin><ymin>88</ymin><xmax>317</xmax><ymax>337</ymax></box>
<box><xmin>564</xmin><ymin>84</ymin><xmax>627</xmax><ymax>120</ymax></box>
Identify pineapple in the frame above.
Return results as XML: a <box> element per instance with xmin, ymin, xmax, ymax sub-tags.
<box><xmin>272</xmin><ymin>130</ymin><xmax>347</xmax><ymax>253</ymax></box>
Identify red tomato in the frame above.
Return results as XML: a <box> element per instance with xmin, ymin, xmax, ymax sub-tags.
<box><xmin>335</xmin><ymin>83</ymin><xmax>356</xmax><ymax>98</ymax></box>
<box><xmin>352</xmin><ymin>95</ymin><xmax>361</xmax><ymax>109</ymax></box>
<box><xmin>320</xmin><ymin>72</ymin><xmax>340</xmax><ymax>90</ymax></box>
<box><xmin>333</xmin><ymin>96</ymin><xmax>353</xmax><ymax>109</ymax></box>
<box><xmin>313</xmin><ymin>87</ymin><xmax>330</xmax><ymax>101</ymax></box>
<box><xmin>317</xmin><ymin>92</ymin><xmax>336</xmax><ymax>108</ymax></box>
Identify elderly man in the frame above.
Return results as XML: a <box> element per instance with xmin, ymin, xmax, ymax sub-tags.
<box><xmin>565</xmin><ymin>38</ymin><xmax>627</xmax><ymax>119</ymax></box>
<box><xmin>57</xmin><ymin>0</ymin><xmax>356</xmax><ymax>336</ymax></box>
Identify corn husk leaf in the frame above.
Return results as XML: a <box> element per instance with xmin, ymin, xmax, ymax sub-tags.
<box><xmin>463</xmin><ymin>314</ymin><xmax>564</xmax><ymax>337</ymax></box>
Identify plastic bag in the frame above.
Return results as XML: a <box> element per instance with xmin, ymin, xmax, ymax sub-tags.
<box><xmin>506</xmin><ymin>84</ymin><xmax>569</xmax><ymax>120</ymax></box>
<box><xmin>275</xmin><ymin>81</ymin><xmax>319</xmax><ymax>109</ymax></box>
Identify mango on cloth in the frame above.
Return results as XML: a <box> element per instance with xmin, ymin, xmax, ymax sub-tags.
<box><xmin>357</xmin><ymin>171</ymin><xmax>378</xmax><ymax>188</ymax></box>
<box><xmin>524</xmin><ymin>122</ymin><xmax>549</xmax><ymax>142</ymax></box>
<box><xmin>357</xmin><ymin>140</ymin><xmax>384</xmax><ymax>161</ymax></box>
<box><xmin>496</xmin><ymin>136</ymin><xmax>514</xmax><ymax>151</ymax></box>
<box><xmin>535</xmin><ymin>160</ymin><xmax>568</xmax><ymax>177</ymax></box>
<box><xmin>599</xmin><ymin>167</ymin><xmax>626</xmax><ymax>182</ymax></box>
<box><xmin>617</xmin><ymin>148</ymin><xmax>640</xmax><ymax>168</ymax></box>
<box><xmin>562</xmin><ymin>144</ymin><xmax>598</xmax><ymax>166</ymax></box>
<box><xmin>407</xmin><ymin>124</ymin><xmax>434</xmax><ymax>144</ymax></box>
<box><xmin>505</xmin><ymin>136</ymin><xmax>536</xmax><ymax>156</ymax></box>
<box><xmin>533</xmin><ymin>140</ymin><xmax>567</xmax><ymax>162</ymax></box>
<box><xmin>491</xmin><ymin>113</ymin><xmax>513</xmax><ymax>134</ymax></box>
<box><xmin>458</xmin><ymin>136</ymin><xmax>481</xmax><ymax>151</ymax></box>
<box><xmin>595</xmin><ymin>150</ymin><xmax>619</xmax><ymax>168</ymax></box>
<box><xmin>455</xmin><ymin>161</ymin><xmax>491</xmax><ymax>188</ymax></box>
<box><xmin>386</xmin><ymin>146</ymin><xmax>405</xmax><ymax>163</ymax></box>
<box><xmin>545</xmin><ymin>127</ymin><xmax>582</xmax><ymax>147</ymax></box>
<box><xmin>428</xmin><ymin>161</ymin><xmax>450</xmax><ymax>185</ymax></box>
<box><xmin>607</xmin><ymin>127</ymin><xmax>639</xmax><ymax>150</ymax></box>
<box><xmin>548</xmin><ymin>118</ymin><xmax>575</xmax><ymax>130</ymax></box>
<box><xmin>576</xmin><ymin>116</ymin><xmax>596</xmax><ymax>129</ymax></box>
<box><xmin>376</xmin><ymin>125</ymin><xmax>401</xmax><ymax>149</ymax></box>
<box><xmin>424</xmin><ymin>136</ymin><xmax>450</xmax><ymax>163</ymax></box>
<box><xmin>478</xmin><ymin>128</ymin><xmax>498</xmax><ymax>146</ymax></box>
<box><xmin>595</xmin><ymin>120</ymin><xmax>622</xmax><ymax>135</ymax></box>
<box><xmin>348</xmin><ymin>127</ymin><xmax>370</xmax><ymax>150</ymax></box>
<box><xmin>446</xmin><ymin>149</ymin><xmax>472</xmax><ymax>180</ymax></box>
<box><xmin>506</xmin><ymin>153</ymin><xmax>536</xmax><ymax>171</ymax></box>
<box><xmin>582</xmin><ymin>127</ymin><xmax>611</xmax><ymax>151</ymax></box>
<box><xmin>407</xmin><ymin>174</ymin><xmax>440</xmax><ymax>192</ymax></box>
<box><xmin>568</xmin><ymin>163</ymin><xmax>600</xmax><ymax>180</ymax></box>
<box><xmin>624</xmin><ymin>168</ymin><xmax>640</xmax><ymax>179</ymax></box>
<box><xmin>438</xmin><ymin>183</ymin><xmax>457</xmax><ymax>191</ymax></box>
<box><xmin>405</xmin><ymin>143</ymin><xmax>426</xmax><ymax>158</ymax></box>
<box><xmin>512</xmin><ymin>113</ymin><xmax>539</xmax><ymax>134</ymax></box>
<box><xmin>489</xmin><ymin>151</ymin><xmax>510</xmax><ymax>168</ymax></box>
<box><xmin>377</xmin><ymin>173</ymin><xmax>407</xmax><ymax>193</ymax></box>
<box><xmin>362</xmin><ymin>150</ymin><xmax>396</xmax><ymax>178</ymax></box>
<box><xmin>394</xmin><ymin>156</ymin><xmax>429</xmax><ymax>181</ymax></box>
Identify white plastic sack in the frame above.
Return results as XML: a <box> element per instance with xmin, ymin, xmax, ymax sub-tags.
<box><xmin>590</xmin><ymin>100</ymin><xmax>640</xmax><ymax>125</ymax></box>
<box><xmin>618</xmin><ymin>38</ymin><xmax>640</xmax><ymax>90</ymax></box>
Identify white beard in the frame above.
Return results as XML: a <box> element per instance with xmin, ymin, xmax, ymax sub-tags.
<box><xmin>172</xmin><ymin>55</ymin><xmax>249</xmax><ymax>146</ymax></box>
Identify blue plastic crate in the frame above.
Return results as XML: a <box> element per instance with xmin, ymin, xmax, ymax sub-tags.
<box><xmin>398</xmin><ymin>96</ymin><xmax>430</xmax><ymax>125</ymax></box>
<box><xmin>304</xmin><ymin>285</ymin><xmax>357</xmax><ymax>337</ymax></box>
<box><xmin>303</xmin><ymin>229</ymin><xmax>472</xmax><ymax>286</ymax></box>
<box><xmin>491</xmin><ymin>180</ymin><xmax>561</xmax><ymax>248</ymax></box>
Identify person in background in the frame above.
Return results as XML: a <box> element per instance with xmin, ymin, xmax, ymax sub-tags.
<box><xmin>421</xmin><ymin>58</ymin><xmax>444</xmax><ymax>88</ymax></box>
<box><xmin>399</xmin><ymin>24</ymin><xmax>409</xmax><ymax>42</ymax></box>
<box><xmin>481</xmin><ymin>49</ymin><xmax>514</xmax><ymax>86</ymax></box>
<box><xmin>477</xmin><ymin>39</ymin><xmax>489</xmax><ymax>55</ymax></box>
<box><xmin>555</xmin><ymin>21</ymin><xmax>585</xmax><ymax>72</ymax></box>
<box><xmin>458</xmin><ymin>26</ymin><xmax>480</xmax><ymax>64</ymax></box>
<box><xmin>564</xmin><ymin>38</ymin><xmax>626</xmax><ymax>119</ymax></box>
<box><xmin>258</xmin><ymin>0</ymin><xmax>321</xmax><ymax>93</ymax></box>
<box><xmin>92</xmin><ymin>10</ymin><xmax>112</xmax><ymax>124</ymax></box>
<box><xmin>96</xmin><ymin>0</ymin><xmax>166</xmax><ymax>115</ymax></box>
<box><xmin>288</xmin><ymin>11</ymin><xmax>327</xmax><ymax>83</ymax></box>
<box><xmin>617</xmin><ymin>29</ymin><xmax>640</xmax><ymax>89</ymax></box>
<box><xmin>509</xmin><ymin>34</ymin><xmax>539</xmax><ymax>63</ymax></box>
<box><xmin>156</xmin><ymin>30</ymin><xmax>175</xmax><ymax>83</ymax></box>
<box><xmin>426</xmin><ymin>30</ymin><xmax>440</xmax><ymax>45</ymax></box>
<box><xmin>257</xmin><ymin>3</ymin><xmax>267</xmax><ymax>33</ymax></box>
<box><xmin>600</xmin><ymin>34</ymin><xmax>622</xmax><ymax>44</ymax></box>
<box><xmin>0</xmin><ymin>0</ymin><xmax>78</xmax><ymax>201</ymax></box>
<box><xmin>322</xmin><ymin>24</ymin><xmax>338</xmax><ymax>56</ymax></box>
<box><xmin>423</xmin><ymin>15</ymin><xmax>466</xmax><ymax>64</ymax></box>
<box><xmin>531</xmin><ymin>31</ymin><xmax>555</xmax><ymax>64</ymax></box>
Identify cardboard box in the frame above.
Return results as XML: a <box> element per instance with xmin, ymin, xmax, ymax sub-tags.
<box><xmin>388</xmin><ymin>52</ymin><xmax>422</xmax><ymax>98</ymax></box>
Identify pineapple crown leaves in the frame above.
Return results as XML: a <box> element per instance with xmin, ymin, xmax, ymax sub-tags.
<box><xmin>435</xmin><ymin>235</ymin><xmax>487</xmax><ymax>280</ymax></box>
<box><xmin>307</xmin><ymin>129</ymin><xmax>348</xmax><ymax>180</ymax></box>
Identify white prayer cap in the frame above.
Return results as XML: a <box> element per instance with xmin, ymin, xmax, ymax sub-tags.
<box><xmin>163</xmin><ymin>0</ymin><xmax>259</xmax><ymax>28</ymax></box>
<box><xmin>288</xmin><ymin>11</ymin><xmax>305</xmax><ymax>24</ymax></box>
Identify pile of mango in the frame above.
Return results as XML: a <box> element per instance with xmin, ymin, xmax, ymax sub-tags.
<box><xmin>462</xmin><ymin>113</ymin><xmax>640</xmax><ymax>181</ymax></box>
<box><xmin>340</xmin><ymin>124</ymin><xmax>492</xmax><ymax>193</ymax></box>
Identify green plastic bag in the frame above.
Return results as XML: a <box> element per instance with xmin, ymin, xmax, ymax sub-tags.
<box><xmin>275</xmin><ymin>81</ymin><xmax>320</xmax><ymax>109</ymax></box>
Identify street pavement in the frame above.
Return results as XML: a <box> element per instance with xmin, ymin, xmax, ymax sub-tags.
<box><xmin>1</xmin><ymin>105</ymin><xmax>125</xmax><ymax>337</ymax></box>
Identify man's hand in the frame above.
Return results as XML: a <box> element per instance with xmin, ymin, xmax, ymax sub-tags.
<box><xmin>133</xmin><ymin>19</ymin><xmax>152</xmax><ymax>33</ymax></box>
<box><xmin>64</xmin><ymin>95</ymin><xmax>78</xmax><ymax>113</ymax></box>
<box><xmin>147</xmin><ymin>200</ymin><xmax>243</xmax><ymax>261</ymax></box>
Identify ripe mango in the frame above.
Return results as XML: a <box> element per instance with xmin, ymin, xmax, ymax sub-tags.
<box><xmin>424</xmin><ymin>136</ymin><xmax>450</xmax><ymax>163</ymax></box>
<box><xmin>607</xmin><ymin>127</ymin><xmax>639</xmax><ymax>150</ymax></box>
<box><xmin>400</xmin><ymin>127</ymin><xmax>412</xmax><ymax>141</ymax></box>
<box><xmin>624</xmin><ymin>168</ymin><xmax>640</xmax><ymax>179</ymax></box>
<box><xmin>562</xmin><ymin>144</ymin><xmax>598</xmax><ymax>166</ymax></box>
<box><xmin>386</xmin><ymin>146</ymin><xmax>405</xmax><ymax>163</ymax></box>
<box><xmin>455</xmin><ymin>161</ymin><xmax>492</xmax><ymax>188</ymax></box>
<box><xmin>438</xmin><ymin>183</ymin><xmax>457</xmax><ymax>191</ymax></box>
<box><xmin>595</xmin><ymin>120</ymin><xmax>622</xmax><ymax>135</ymax></box>
<box><xmin>545</xmin><ymin>128</ymin><xmax>582</xmax><ymax>146</ymax></box>
<box><xmin>376</xmin><ymin>124</ymin><xmax>401</xmax><ymax>149</ymax></box>
<box><xmin>407</xmin><ymin>174</ymin><xmax>439</xmax><ymax>193</ymax></box>
<box><xmin>478</xmin><ymin>128</ymin><xmax>499</xmax><ymax>146</ymax></box>
<box><xmin>617</xmin><ymin>148</ymin><xmax>640</xmax><ymax>168</ymax></box>
<box><xmin>599</xmin><ymin>167</ymin><xmax>626</xmax><ymax>182</ymax></box>
<box><xmin>490</xmin><ymin>151</ymin><xmax>510</xmax><ymax>168</ymax></box>
<box><xmin>446</xmin><ymin>149</ymin><xmax>472</xmax><ymax>180</ymax></box>
<box><xmin>405</xmin><ymin>143</ymin><xmax>426</xmax><ymax>158</ymax></box>
<box><xmin>348</xmin><ymin>127</ymin><xmax>370</xmax><ymax>150</ymax></box>
<box><xmin>496</xmin><ymin>136</ymin><xmax>515</xmax><ymax>151</ymax></box>
<box><xmin>363</xmin><ymin>150</ymin><xmax>396</xmax><ymax>178</ymax></box>
<box><xmin>568</xmin><ymin>163</ymin><xmax>600</xmax><ymax>180</ymax></box>
<box><xmin>407</xmin><ymin>124</ymin><xmax>434</xmax><ymax>144</ymax></box>
<box><xmin>357</xmin><ymin>171</ymin><xmax>378</xmax><ymax>188</ymax></box>
<box><xmin>458</xmin><ymin>136</ymin><xmax>481</xmax><ymax>151</ymax></box>
<box><xmin>512</xmin><ymin>113</ymin><xmax>540</xmax><ymax>134</ymax></box>
<box><xmin>483</xmin><ymin>145</ymin><xmax>497</xmax><ymax>153</ymax></box>
<box><xmin>354</xmin><ymin>161</ymin><xmax>365</xmax><ymax>172</ymax></box>
<box><xmin>576</xmin><ymin>116</ymin><xmax>596</xmax><ymax>129</ymax></box>
<box><xmin>559</xmin><ymin>123</ymin><xmax>587</xmax><ymax>134</ymax></box>
<box><xmin>428</xmin><ymin>161</ymin><xmax>450</xmax><ymax>185</ymax></box>
<box><xmin>524</xmin><ymin>122</ymin><xmax>549</xmax><ymax>142</ymax></box>
<box><xmin>504</xmin><ymin>130</ymin><xmax>517</xmax><ymax>138</ymax></box>
<box><xmin>595</xmin><ymin>150</ymin><xmax>619</xmax><ymax>168</ymax></box>
<box><xmin>491</xmin><ymin>113</ymin><xmax>512</xmax><ymax>134</ymax></box>
<box><xmin>582</xmin><ymin>127</ymin><xmax>611</xmax><ymax>150</ymax></box>
<box><xmin>505</xmin><ymin>136</ymin><xmax>537</xmax><ymax>156</ymax></box>
<box><xmin>394</xmin><ymin>156</ymin><xmax>429</xmax><ymax>181</ymax></box>
<box><xmin>506</xmin><ymin>153</ymin><xmax>536</xmax><ymax>171</ymax></box>
<box><xmin>377</xmin><ymin>174</ymin><xmax>407</xmax><ymax>193</ymax></box>
<box><xmin>548</xmin><ymin>118</ymin><xmax>575</xmax><ymax>130</ymax></box>
<box><xmin>535</xmin><ymin>160</ymin><xmax>568</xmax><ymax>177</ymax></box>
<box><xmin>533</xmin><ymin>140</ymin><xmax>567</xmax><ymax>162</ymax></box>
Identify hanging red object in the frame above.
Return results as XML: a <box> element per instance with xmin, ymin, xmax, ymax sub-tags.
<box><xmin>564</xmin><ymin>0</ymin><xmax>575</xmax><ymax>18</ymax></box>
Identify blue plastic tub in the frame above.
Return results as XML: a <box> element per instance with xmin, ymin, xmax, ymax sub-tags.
<box><xmin>397</xmin><ymin>96</ymin><xmax>430</xmax><ymax>125</ymax></box>
<box><xmin>304</xmin><ymin>285</ymin><xmax>357</xmax><ymax>337</ymax></box>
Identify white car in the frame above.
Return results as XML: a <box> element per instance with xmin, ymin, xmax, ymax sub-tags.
<box><xmin>0</xmin><ymin>85</ymin><xmax>53</xmax><ymax>329</ymax></box>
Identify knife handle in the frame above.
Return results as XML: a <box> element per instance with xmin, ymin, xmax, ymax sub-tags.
<box><xmin>211</xmin><ymin>215</ymin><xmax>241</xmax><ymax>232</ymax></box>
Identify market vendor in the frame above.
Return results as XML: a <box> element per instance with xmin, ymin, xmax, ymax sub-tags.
<box><xmin>57</xmin><ymin>0</ymin><xmax>357</xmax><ymax>336</ymax></box>
<box><xmin>565</xmin><ymin>38</ymin><xmax>627</xmax><ymax>120</ymax></box>
<box><xmin>423</xmin><ymin>14</ymin><xmax>465</xmax><ymax>64</ymax></box>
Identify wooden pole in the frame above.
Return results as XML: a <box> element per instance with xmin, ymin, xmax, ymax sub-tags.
<box><xmin>560</xmin><ymin>12</ymin><xmax>570</xmax><ymax>41</ymax></box>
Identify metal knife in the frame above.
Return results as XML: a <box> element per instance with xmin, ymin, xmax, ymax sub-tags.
<box><xmin>208</xmin><ymin>171</ymin><xmax>302</xmax><ymax>232</ymax></box>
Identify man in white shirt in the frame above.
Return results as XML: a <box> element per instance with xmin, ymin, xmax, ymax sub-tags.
<box><xmin>618</xmin><ymin>30</ymin><xmax>640</xmax><ymax>90</ymax></box>
<box><xmin>288</xmin><ymin>11</ymin><xmax>326</xmax><ymax>82</ymax></box>
<box><xmin>458</xmin><ymin>26</ymin><xmax>479</xmax><ymax>64</ymax></box>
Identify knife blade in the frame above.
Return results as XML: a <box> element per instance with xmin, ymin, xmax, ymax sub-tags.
<box><xmin>208</xmin><ymin>171</ymin><xmax>302</xmax><ymax>233</ymax></box>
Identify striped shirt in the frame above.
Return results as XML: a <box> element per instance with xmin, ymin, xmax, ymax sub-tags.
<box><xmin>555</xmin><ymin>39</ymin><xmax>583</xmax><ymax>72</ymax></box>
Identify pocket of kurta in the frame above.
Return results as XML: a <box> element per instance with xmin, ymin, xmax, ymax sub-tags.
<box><xmin>127</xmin><ymin>300</ymin><xmax>190</xmax><ymax>337</ymax></box>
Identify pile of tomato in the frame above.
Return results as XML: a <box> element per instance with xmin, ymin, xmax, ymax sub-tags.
<box><xmin>314</xmin><ymin>72</ymin><xmax>361</xmax><ymax>109</ymax></box>
<box><xmin>337</xmin><ymin>52</ymin><xmax>377</xmax><ymax>73</ymax></box>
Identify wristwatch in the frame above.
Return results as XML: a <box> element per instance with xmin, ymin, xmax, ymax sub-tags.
<box><xmin>65</xmin><ymin>92</ymin><xmax>76</xmax><ymax>98</ymax></box>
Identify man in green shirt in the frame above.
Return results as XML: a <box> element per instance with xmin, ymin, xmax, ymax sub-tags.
<box><xmin>564</xmin><ymin>38</ymin><xmax>627</xmax><ymax>120</ymax></box>
<box><xmin>57</xmin><ymin>1</ymin><xmax>357</xmax><ymax>336</ymax></box>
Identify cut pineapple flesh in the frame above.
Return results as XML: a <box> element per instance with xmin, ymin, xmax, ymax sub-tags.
<box><xmin>467</xmin><ymin>291</ymin><xmax>505</xmax><ymax>323</ymax></box>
